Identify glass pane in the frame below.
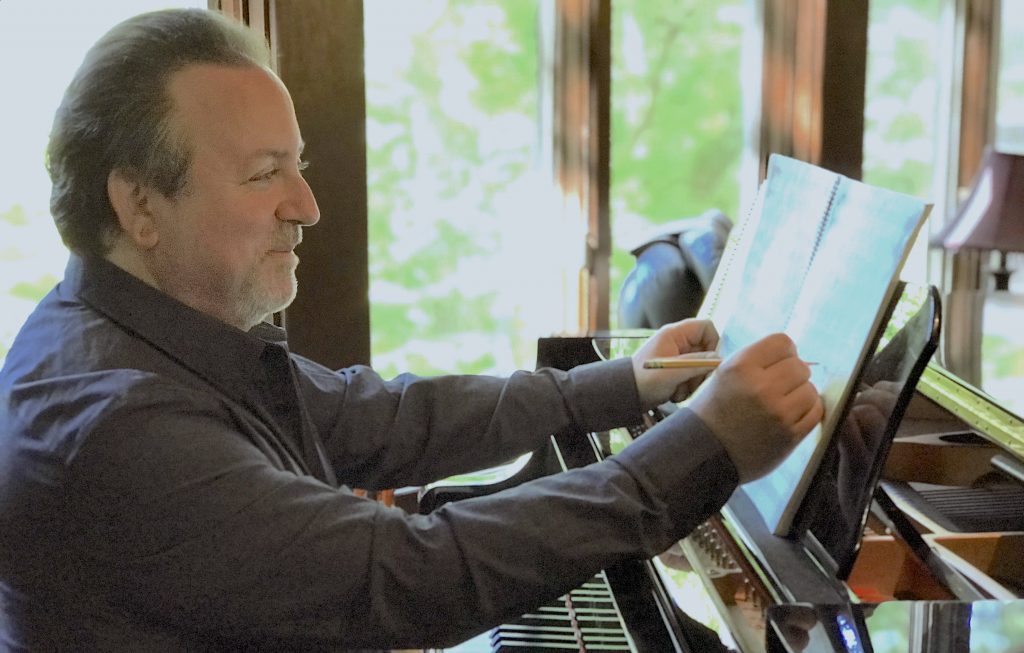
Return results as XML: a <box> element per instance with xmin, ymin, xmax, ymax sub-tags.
<box><xmin>0</xmin><ymin>0</ymin><xmax>207</xmax><ymax>366</ymax></box>
<box><xmin>609</xmin><ymin>0</ymin><xmax>752</xmax><ymax>330</ymax></box>
<box><xmin>995</xmin><ymin>1</ymin><xmax>1024</xmax><ymax>152</ymax></box>
<box><xmin>983</xmin><ymin>1</ymin><xmax>1024</xmax><ymax>417</ymax></box>
<box><xmin>364</xmin><ymin>0</ymin><xmax>552</xmax><ymax>378</ymax></box>
<box><xmin>862</xmin><ymin>0</ymin><xmax>947</xmax><ymax>288</ymax></box>
<box><xmin>863</xmin><ymin>1</ymin><xmax>945</xmax><ymax>200</ymax></box>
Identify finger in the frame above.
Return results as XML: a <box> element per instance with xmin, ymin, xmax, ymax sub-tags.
<box><xmin>670</xmin><ymin>374</ymin><xmax>709</xmax><ymax>402</ymax></box>
<box><xmin>766</xmin><ymin>355</ymin><xmax>815</xmax><ymax>395</ymax></box>
<box><xmin>775</xmin><ymin>382</ymin><xmax>821</xmax><ymax>427</ymax></box>
<box><xmin>734</xmin><ymin>332</ymin><xmax>798</xmax><ymax>368</ymax></box>
<box><xmin>662</xmin><ymin>319</ymin><xmax>719</xmax><ymax>353</ymax></box>
<box><xmin>791</xmin><ymin>394</ymin><xmax>825</xmax><ymax>436</ymax></box>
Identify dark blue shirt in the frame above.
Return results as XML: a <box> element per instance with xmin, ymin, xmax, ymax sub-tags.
<box><xmin>0</xmin><ymin>255</ymin><xmax>736</xmax><ymax>651</ymax></box>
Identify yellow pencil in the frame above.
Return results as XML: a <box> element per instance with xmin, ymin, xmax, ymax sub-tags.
<box><xmin>643</xmin><ymin>358</ymin><xmax>818</xmax><ymax>369</ymax></box>
<box><xmin>643</xmin><ymin>358</ymin><xmax>723</xmax><ymax>369</ymax></box>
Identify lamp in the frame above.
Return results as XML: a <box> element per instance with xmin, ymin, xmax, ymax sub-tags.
<box><xmin>933</xmin><ymin>148</ymin><xmax>1024</xmax><ymax>290</ymax></box>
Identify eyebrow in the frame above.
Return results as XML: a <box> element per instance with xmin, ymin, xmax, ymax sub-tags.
<box><xmin>247</xmin><ymin>142</ymin><xmax>306</xmax><ymax>162</ymax></box>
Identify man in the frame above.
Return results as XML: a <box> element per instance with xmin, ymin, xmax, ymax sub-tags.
<box><xmin>0</xmin><ymin>8</ymin><xmax>822</xmax><ymax>651</ymax></box>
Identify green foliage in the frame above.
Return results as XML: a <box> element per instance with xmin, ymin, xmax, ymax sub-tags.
<box><xmin>861</xmin><ymin>159</ymin><xmax>932</xmax><ymax>199</ymax></box>
<box><xmin>455</xmin><ymin>351</ymin><xmax>497</xmax><ymax>374</ymax></box>
<box><xmin>874</xmin><ymin>38</ymin><xmax>933</xmax><ymax>97</ymax></box>
<box><xmin>465</xmin><ymin>34</ymin><xmax>535</xmax><ymax>112</ymax></box>
<box><xmin>421</xmin><ymin>291</ymin><xmax>501</xmax><ymax>339</ymax></box>
<box><xmin>365</xmin><ymin>0</ymin><xmax>748</xmax><ymax>364</ymax></box>
<box><xmin>369</xmin><ymin>303</ymin><xmax>420</xmax><ymax>354</ymax></box>
<box><xmin>1</xmin><ymin>204</ymin><xmax>29</xmax><ymax>226</ymax></box>
<box><xmin>609</xmin><ymin>0</ymin><xmax>745</xmax><ymax>324</ymax></box>
<box><xmin>983</xmin><ymin>333</ymin><xmax>1024</xmax><ymax>379</ymax></box>
<box><xmin>883</xmin><ymin>113</ymin><xmax>927</xmax><ymax>143</ymax></box>
<box><xmin>871</xmin><ymin>0</ymin><xmax>939</xmax><ymax>20</ymax></box>
<box><xmin>611</xmin><ymin>1</ymin><xmax>744</xmax><ymax>220</ymax></box>
<box><xmin>10</xmin><ymin>275</ymin><xmax>58</xmax><ymax>302</ymax></box>
<box><xmin>863</xmin><ymin>3</ymin><xmax>940</xmax><ymax>199</ymax></box>
<box><xmin>394</xmin><ymin>352</ymin><xmax>451</xmax><ymax>377</ymax></box>
<box><xmin>366</xmin><ymin>0</ymin><xmax>537</xmax><ymax>375</ymax></box>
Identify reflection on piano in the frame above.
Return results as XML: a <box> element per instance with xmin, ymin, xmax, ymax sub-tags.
<box><xmin>422</xmin><ymin>283</ymin><xmax>1024</xmax><ymax>652</ymax></box>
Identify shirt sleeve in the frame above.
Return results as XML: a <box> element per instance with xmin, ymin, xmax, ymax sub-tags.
<box><xmin>65</xmin><ymin>376</ymin><xmax>737</xmax><ymax>649</ymax></box>
<box><xmin>295</xmin><ymin>355</ymin><xmax>647</xmax><ymax>489</ymax></box>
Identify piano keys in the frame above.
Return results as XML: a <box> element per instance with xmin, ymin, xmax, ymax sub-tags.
<box><xmin>490</xmin><ymin>571</ymin><xmax>634</xmax><ymax>651</ymax></box>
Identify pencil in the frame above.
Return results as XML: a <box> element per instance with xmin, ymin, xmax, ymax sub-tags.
<box><xmin>643</xmin><ymin>358</ymin><xmax>722</xmax><ymax>369</ymax></box>
<box><xmin>643</xmin><ymin>358</ymin><xmax>818</xmax><ymax>369</ymax></box>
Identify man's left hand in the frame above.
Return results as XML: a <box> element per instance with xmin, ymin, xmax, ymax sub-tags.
<box><xmin>631</xmin><ymin>318</ymin><xmax>719</xmax><ymax>409</ymax></box>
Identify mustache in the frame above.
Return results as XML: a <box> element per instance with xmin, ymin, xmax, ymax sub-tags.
<box><xmin>270</xmin><ymin>227</ymin><xmax>302</xmax><ymax>252</ymax></box>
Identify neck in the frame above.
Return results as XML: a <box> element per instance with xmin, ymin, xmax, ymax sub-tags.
<box><xmin>105</xmin><ymin>238</ymin><xmax>159</xmax><ymax>288</ymax></box>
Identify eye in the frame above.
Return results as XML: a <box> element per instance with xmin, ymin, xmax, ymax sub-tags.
<box><xmin>249</xmin><ymin>168</ymin><xmax>279</xmax><ymax>184</ymax></box>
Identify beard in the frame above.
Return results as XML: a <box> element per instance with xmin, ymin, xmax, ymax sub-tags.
<box><xmin>148</xmin><ymin>238</ymin><xmax>301</xmax><ymax>331</ymax></box>
<box><xmin>235</xmin><ymin>254</ymin><xmax>299</xmax><ymax>329</ymax></box>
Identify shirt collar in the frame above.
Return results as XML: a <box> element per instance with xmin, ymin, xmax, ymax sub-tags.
<box><xmin>65</xmin><ymin>254</ymin><xmax>288</xmax><ymax>397</ymax></box>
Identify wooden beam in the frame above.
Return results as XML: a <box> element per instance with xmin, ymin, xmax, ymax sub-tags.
<box><xmin>759</xmin><ymin>0</ymin><xmax>867</xmax><ymax>180</ymax></box>
<box><xmin>272</xmin><ymin>1</ymin><xmax>371</xmax><ymax>368</ymax></box>
<box><xmin>819</xmin><ymin>0</ymin><xmax>866</xmax><ymax>179</ymax></box>
<box><xmin>958</xmin><ymin>0</ymin><xmax>999</xmax><ymax>186</ymax></box>
<box><xmin>553</xmin><ymin>0</ymin><xmax>611</xmax><ymax>332</ymax></box>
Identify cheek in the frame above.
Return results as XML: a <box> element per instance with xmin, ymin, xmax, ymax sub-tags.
<box><xmin>204</xmin><ymin>207</ymin><xmax>270</xmax><ymax>264</ymax></box>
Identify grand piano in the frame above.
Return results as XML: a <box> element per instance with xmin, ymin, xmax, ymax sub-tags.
<box><xmin>420</xmin><ymin>282</ymin><xmax>1024</xmax><ymax>652</ymax></box>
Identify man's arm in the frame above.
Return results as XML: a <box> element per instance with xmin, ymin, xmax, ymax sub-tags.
<box><xmin>299</xmin><ymin>318</ymin><xmax>726</xmax><ymax>490</ymax></box>
<box><xmin>297</xmin><ymin>356</ymin><xmax>644</xmax><ymax>489</ymax></box>
<box><xmin>66</xmin><ymin>377</ymin><xmax>735</xmax><ymax>649</ymax></box>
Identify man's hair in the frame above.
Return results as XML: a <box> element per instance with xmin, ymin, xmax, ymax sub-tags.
<box><xmin>46</xmin><ymin>9</ymin><xmax>272</xmax><ymax>257</ymax></box>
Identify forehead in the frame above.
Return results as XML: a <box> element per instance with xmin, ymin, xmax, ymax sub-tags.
<box><xmin>166</xmin><ymin>63</ymin><xmax>301</xmax><ymax>162</ymax></box>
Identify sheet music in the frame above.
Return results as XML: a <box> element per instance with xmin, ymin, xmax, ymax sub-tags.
<box><xmin>697</xmin><ymin>154</ymin><xmax>931</xmax><ymax>535</ymax></box>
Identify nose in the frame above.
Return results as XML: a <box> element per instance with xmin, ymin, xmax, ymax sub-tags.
<box><xmin>277</xmin><ymin>173</ymin><xmax>320</xmax><ymax>226</ymax></box>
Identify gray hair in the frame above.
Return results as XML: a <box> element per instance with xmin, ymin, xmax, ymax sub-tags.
<box><xmin>46</xmin><ymin>9</ymin><xmax>271</xmax><ymax>257</ymax></box>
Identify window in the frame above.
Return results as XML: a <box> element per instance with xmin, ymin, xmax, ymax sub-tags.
<box><xmin>364</xmin><ymin>0</ymin><xmax>559</xmax><ymax>377</ymax></box>
<box><xmin>862</xmin><ymin>0</ymin><xmax>949</xmax><ymax>287</ymax></box>
<box><xmin>609</xmin><ymin>0</ymin><xmax>754</xmax><ymax>328</ymax></box>
<box><xmin>862</xmin><ymin>1</ymin><xmax>1024</xmax><ymax>417</ymax></box>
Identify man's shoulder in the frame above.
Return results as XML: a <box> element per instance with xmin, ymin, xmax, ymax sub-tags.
<box><xmin>2</xmin><ymin>360</ymin><xmax>218</xmax><ymax>458</ymax></box>
<box><xmin>1</xmin><ymin>295</ymin><xmax>224</xmax><ymax>457</ymax></box>
<box><xmin>2</xmin><ymin>287</ymin><xmax>193</xmax><ymax>389</ymax></box>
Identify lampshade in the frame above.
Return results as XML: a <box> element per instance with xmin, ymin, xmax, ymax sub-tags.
<box><xmin>933</xmin><ymin>148</ymin><xmax>1024</xmax><ymax>253</ymax></box>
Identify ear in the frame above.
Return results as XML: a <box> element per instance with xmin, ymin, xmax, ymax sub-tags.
<box><xmin>107</xmin><ymin>169</ymin><xmax>160</xmax><ymax>250</ymax></box>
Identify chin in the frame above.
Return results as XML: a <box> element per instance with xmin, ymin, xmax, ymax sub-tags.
<box><xmin>271</xmin><ymin>279</ymin><xmax>299</xmax><ymax>311</ymax></box>
<box><xmin>262</xmin><ymin>289</ymin><xmax>297</xmax><ymax>316</ymax></box>
<box><xmin>239</xmin><ymin>276</ymin><xmax>298</xmax><ymax>327</ymax></box>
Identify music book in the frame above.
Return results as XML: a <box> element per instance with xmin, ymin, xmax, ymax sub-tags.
<box><xmin>696</xmin><ymin>154</ymin><xmax>931</xmax><ymax>535</ymax></box>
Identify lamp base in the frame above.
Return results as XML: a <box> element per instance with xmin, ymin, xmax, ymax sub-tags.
<box><xmin>993</xmin><ymin>251</ymin><xmax>1013</xmax><ymax>291</ymax></box>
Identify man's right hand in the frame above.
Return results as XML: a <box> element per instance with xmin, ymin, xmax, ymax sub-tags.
<box><xmin>687</xmin><ymin>333</ymin><xmax>823</xmax><ymax>483</ymax></box>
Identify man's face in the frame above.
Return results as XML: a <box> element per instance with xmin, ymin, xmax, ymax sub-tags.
<box><xmin>145</xmin><ymin>63</ymin><xmax>319</xmax><ymax>330</ymax></box>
